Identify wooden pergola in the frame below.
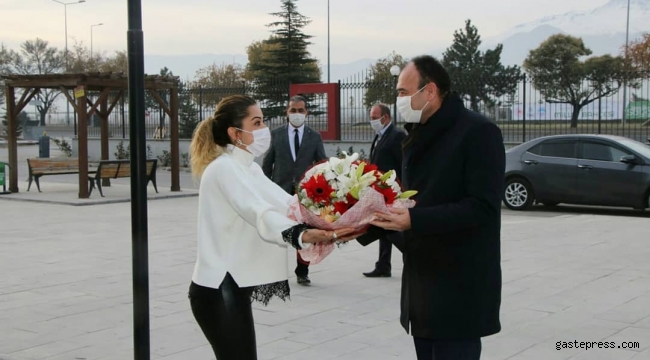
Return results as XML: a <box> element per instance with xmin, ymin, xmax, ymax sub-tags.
<box><xmin>2</xmin><ymin>72</ymin><xmax>181</xmax><ymax>198</ymax></box>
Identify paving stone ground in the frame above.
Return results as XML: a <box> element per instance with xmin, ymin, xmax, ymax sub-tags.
<box><xmin>1</xmin><ymin>146</ymin><xmax>650</xmax><ymax>360</ymax></box>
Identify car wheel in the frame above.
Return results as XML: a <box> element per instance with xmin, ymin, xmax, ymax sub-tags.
<box><xmin>504</xmin><ymin>178</ymin><xmax>534</xmax><ymax>210</ymax></box>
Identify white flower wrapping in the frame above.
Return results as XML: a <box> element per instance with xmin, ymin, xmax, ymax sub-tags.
<box><xmin>287</xmin><ymin>152</ymin><xmax>417</xmax><ymax>264</ymax></box>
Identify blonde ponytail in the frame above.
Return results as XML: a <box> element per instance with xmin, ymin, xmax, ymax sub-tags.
<box><xmin>190</xmin><ymin>117</ymin><xmax>224</xmax><ymax>180</ymax></box>
<box><xmin>189</xmin><ymin>95</ymin><xmax>258</xmax><ymax>180</ymax></box>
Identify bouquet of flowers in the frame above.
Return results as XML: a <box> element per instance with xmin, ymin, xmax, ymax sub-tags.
<box><xmin>288</xmin><ymin>152</ymin><xmax>417</xmax><ymax>264</ymax></box>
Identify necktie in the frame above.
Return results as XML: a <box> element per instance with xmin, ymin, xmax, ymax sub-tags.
<box><xmin>370</xmin><ymin>134</ymin><xmax>379</xmax><ymax>160</ymax></box>
<box><xmin>294</xmin><ymin>129</ymin><xmax>300</xmax><ymax>160</ymax></box>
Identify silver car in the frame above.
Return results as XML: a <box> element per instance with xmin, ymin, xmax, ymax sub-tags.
<box><xmin>503</xmin><ymin>134</ymin><xmax>650</xmax><ymax>211</ymax></box>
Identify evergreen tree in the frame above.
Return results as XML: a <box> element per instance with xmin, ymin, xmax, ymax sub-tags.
<box><xmin>1</xmin><ymin>111</ymin><xmax>28</xmax><ymax>139</ymax></box>
<box><xmin>246</xmin><ymin>0</ymin><xmax>321</xmax><ymax>117</ymax></box>
<box><xmin>264</xmin><ymin>0</ymin><xmax>320</xmax><ymax>84</ymax></box>
<box><xmin>178</xmin><ymin>84</ymin><xmax>199</xmax><ymax>139</ymax></box>
<box><xmin>442</xmin><ymin>20</ymin><xmax>521</xmax><ymax>113</ymax></box>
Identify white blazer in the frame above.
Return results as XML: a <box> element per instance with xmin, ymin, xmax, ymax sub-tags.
<box><xmin>191</xmin><ymin>144</ymin><xmax>309</xmax><ymax>289</ymax></box>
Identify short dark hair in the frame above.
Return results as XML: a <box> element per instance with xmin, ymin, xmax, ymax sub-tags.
<box><xmin>411</xmin><ymin>55</ymin><xmax>451</xmax><ymax>98</ymax></box>
<box><xmin>372</xmin><ymin>103</ymin><xmax>391</xmax><ymax>118</ymax></box>
<box><xmin>288</xmin><ymin>95</ymin><xmax>308</xmax><ymax>107</ymax></box>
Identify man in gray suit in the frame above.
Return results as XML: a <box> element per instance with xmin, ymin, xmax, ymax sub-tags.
<box><xmin>263</xmin><ymin>95</ymin><xmax>327</xmax><ymax>285</ymax></box>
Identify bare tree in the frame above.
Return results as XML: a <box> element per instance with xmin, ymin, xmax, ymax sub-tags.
<box><xmin>0</xmin><ymin>44</ymin><xmax>11</xmax><ymax>107</ymax></box>
<box><xmin>9</xmin><ymin>38</ymin><xmax>64</xmax><ymax>126</ymax></box>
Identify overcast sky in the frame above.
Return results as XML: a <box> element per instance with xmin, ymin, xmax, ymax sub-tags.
<box><xmin>3</xmin><ymin>0</ymin><xmax>610</xmax><ymax>64</ymax></box>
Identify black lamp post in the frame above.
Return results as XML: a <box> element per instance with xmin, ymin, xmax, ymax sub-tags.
<box><xmin>390</xmin><ymin>65</ymin><xmax>401</xmax><ymax>122</ymax></box>
<box><xmin>127</xmin><ymin>1</ymin><xmax>150</xmax><ymax>359</ymax></box>
<box><xmin>622</xmin><ymin>0</ymin><xmax>631</xmax><ymax>125</ymax></box>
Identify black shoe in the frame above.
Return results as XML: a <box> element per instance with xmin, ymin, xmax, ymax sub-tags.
<box><xmin>363</xmin><ymin>269</ymin><xmax>391</xmax><ymax>278</ymax></box>
<box><xmin>296</xmin><ymin>275</ymin><xmax>311</xmax><ymax>285</ymax></box>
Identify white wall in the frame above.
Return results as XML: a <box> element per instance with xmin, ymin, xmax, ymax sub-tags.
<box><xmin>71</xmin><ymin>138</ymin><xmax>191</xmax><ymax>161</ymax></box>
<box><xmin>71</xmin><ymin>138</ymin><xmax>372</xmax><ymax>162</ymax></box>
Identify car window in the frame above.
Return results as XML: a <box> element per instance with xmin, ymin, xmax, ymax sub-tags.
<box><xmin>582</xmin><ymin>142</ymin><xmax>631</xmax><ymax>162</ymax></box>
<box><xmin>615</xmin><ymin>138</ymin><xmax>650</xmax><ymax>159</ymax></box>
<box><xmin>528</xmin><ymin>141</ymin><xmax>576</xmax><ymax>158</ymax></box>
<box><xmin>527</xmin><ymin>144</ymin><xmax>542</xmax><ymax>155</ymax></box>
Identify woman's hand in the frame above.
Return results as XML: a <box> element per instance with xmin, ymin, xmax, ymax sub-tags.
<box><xmin>301</xmin><ymin>227</ymin><xmax>358</xmax><ymax>244</ymax></box>
<box><xmin>334</xmin><ymin>225</ymin><xmax>369</xmax><ymax>243</ymax></box>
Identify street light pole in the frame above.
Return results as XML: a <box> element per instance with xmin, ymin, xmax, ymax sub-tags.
<box><xmin>126</xmin><ymin>0</ymin><xmax>150</xmax><ymax>359</ymax></box>
<box><xmin>51</xmin><ymin>0</ymin><xmax>86</xmax><ymax>127</ymax></box>
<box><xmin>327</xmin><ymin>0</ymin><xmax>330</xmax><ymax>83</ymax></box>
<box><xmin>90</xmin><ymin>23</ymin><xmax>103</xmax><ymax>59</ymax></box>
<box><xmin>390</xmin><ymin>65</ymin><xmax>401</xmax><ymax>123</ymax></box>
<box><xmin>622</xmin><ymin>0</ymin><xmax>631</xmax><ymax>125</ymax></box>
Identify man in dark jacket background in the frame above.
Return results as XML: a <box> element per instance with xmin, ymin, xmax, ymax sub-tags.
<box><xmin>363</xmin><ymin>55</ymin><xmax>505</xmax><ymax>360</ymax></box>
<box><xmin>363</xmin><ymin>103</ymin><xmax>406</xmax><ymax>278</ymax></box>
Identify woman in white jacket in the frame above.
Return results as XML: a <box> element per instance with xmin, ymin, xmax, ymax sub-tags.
<box><xmin>188</xmin><ymin>95</ymin><xmax>357</xmax><ymax>360</ymax></box>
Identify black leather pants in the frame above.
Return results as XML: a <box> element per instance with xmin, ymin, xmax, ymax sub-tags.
<box><xmin>189</xmin><ymin>273</ymin><xmax>257</xmax><ymax>360</ymax></box>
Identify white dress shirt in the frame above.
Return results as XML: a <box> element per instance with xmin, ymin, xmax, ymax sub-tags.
<box><xmin>192</xmin><ymin>144</ymin><xmax>309</xmax><ymax>289</ymax></box>
<box><xmin>288</xmin><ymin>124</ymin><xmax>305</xmax><ymax>161</ymax></box>
<box><xmin>372</xmin><ymin>122</ymin><xmax>392</xmax><ymax>150</ymax></box>
<box><xmin>377</xmin><ymin>122</ymin><xmax>391</xmax><ymax>141</ymax></box>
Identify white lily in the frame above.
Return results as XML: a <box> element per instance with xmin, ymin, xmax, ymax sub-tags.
<box><xmin>328</xmin><ymin>153</ymin><xmax>359</xmax><ymax>177</ymax></box>
<box><xmin>337</xmin><ymin>171</ymin><xmax>377</xmax><ymax>199</ymax></box>
<box><xmin>384</xmin><ymin>170</ymin><xmax>397</xmax><ymax>185</ymax></box>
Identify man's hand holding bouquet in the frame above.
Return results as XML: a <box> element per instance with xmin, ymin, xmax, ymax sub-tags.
<box><xmin>288</xmin><ymin>152</ymin><xmax>417</xmax><ymax>264</ymax></box>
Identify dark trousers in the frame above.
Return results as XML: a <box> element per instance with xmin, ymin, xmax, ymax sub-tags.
<box><xmin>295</xmin><ymin>251</ymin><xmax>310</xmax><ymax>277</ymax></box>
<box><xmin>189</xmin><ymin>274</ymin><xmax>257</xmax><ymax>360</ymax></box>
<box><xmin>413</xmin><ymin>337</ymin><xmax>481</xmax><ymax>360</ymax></box>
<box><xmin>375</xmin><ymin>235</ymin><xmax>392</xmax><ymax>273</ymax></box>
<box><xmin>290</xmin><ymin>186</ymin><xmax>310</xmax><ymax>278</ymax></box>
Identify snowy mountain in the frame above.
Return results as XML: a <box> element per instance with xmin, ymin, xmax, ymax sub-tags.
<box><xmin>144</xmin><ymin>0</ymin><xmax>649</xmax><ymax>81</ymax></box>
<box><xmin>143</xmin><ymin>53</ymin><xmax>374</xmax><ymax>84</ymax></box>
<box><xmin>495</xmin><ymin>0</ymin><xmax>647</xmax><ymax>41</ymax></box>
<box><xmin>144</xmin><ymin>53</ymin><xmax>248</xmax><ymax>81</ymax></box>
<box><xmin>485</xmin><ymin>0</ymin><xmax>649</xmax><ymax>65</ymax></box>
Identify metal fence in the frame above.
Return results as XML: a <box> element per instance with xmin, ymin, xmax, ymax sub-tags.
<box><xmin>34</xmin><ymin>73</ymin><xmax>650</xmax><ymax>144</ymax></box>
<box><xmin>485</xmin><ymin>74</ymin><xmax>650</xmax><ymax>144</ymax></box>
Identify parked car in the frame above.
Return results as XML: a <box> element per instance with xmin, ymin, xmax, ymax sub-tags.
<box><xmin>503</xmin><ymin>134</ymin><xmax>650</xmax><ymax>211</ymax></box>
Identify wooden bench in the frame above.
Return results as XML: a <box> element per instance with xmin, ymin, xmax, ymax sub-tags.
<box><xmin>26</xmin><ymin>158</ymin><xmax>96</xmax><ymax>192</ymax></box>
<box><xmin>88</xmin><ymin>159</ymin><xmax>158</xmax><ymax>197</ymax></box>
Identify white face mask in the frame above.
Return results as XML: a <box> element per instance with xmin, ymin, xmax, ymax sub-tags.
<box><xmin>397</xmin><ymin>85</ymin><xmax>429</xmax><ymax>123</ymax></box>
<box><xmin>288</xmin><ymin>113</ymin><xmax>306</xmax><ymax>127</ymax></box>
<box><xmin>369</xmin><ymin>115</ymin><xmax>385</xmax><ymax>134</ymax></box>
<box><xmin>236</xmin><ymin>127</ymin><xmax>271</xmax><ymax>157</ymax></box>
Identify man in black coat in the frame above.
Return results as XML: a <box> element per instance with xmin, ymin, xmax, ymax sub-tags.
<box><xmin>363</xmin><ymin>103</ymin><xmax>406</xmax><ymax>278</ymax></box>
<box><xmin>360</xmin><ymin>55</ymin><xmax>505</xmax><ymax>360</ymax></box>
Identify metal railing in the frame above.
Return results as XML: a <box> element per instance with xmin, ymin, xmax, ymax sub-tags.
<box><xmin>30</xmin><ymin>73</ymin><xmax>650</xmax><ymax>144</ymax></box>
